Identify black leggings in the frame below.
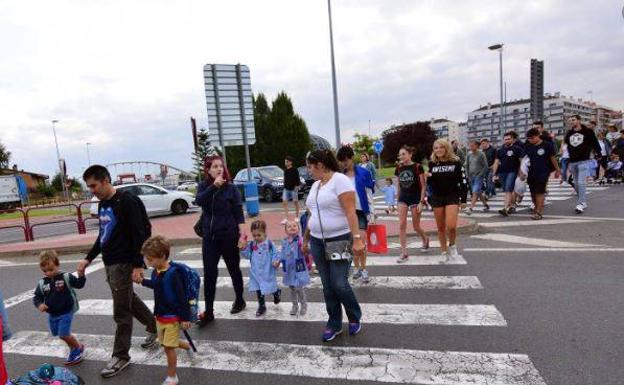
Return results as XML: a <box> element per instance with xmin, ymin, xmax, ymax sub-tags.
<box><xmin>202</xmin><ymin>237</ymin><xmax>244</xmax><ymax>311</ymax></box>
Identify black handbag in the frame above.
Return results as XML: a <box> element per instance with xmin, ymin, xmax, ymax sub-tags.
<box><xmin>193</xmin><ymin>213</ymin><xmax>203</xmax><ymax>238</ymax></box>
<box><xmin>314</xmin><ymin>182</ymin><xmax>353</xmax><ymax>262</ymax></box>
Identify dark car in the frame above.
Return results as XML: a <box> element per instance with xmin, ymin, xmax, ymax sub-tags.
<box><xmin>233</xmin><ymin>166</ymin><xmax>305</xmax><ymax>203</ymax></box>
<box><xmin>297</xmin><ymin>166</ymin><xmax>314</xmax><ymax>193</ymax></box>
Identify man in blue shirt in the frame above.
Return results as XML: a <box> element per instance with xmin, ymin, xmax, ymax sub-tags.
<box><xmin>492</xmin><ymin>131</ymin><xmax>525</xmax><ymax>216</ymax></box>
<box><xmin>525</xmin><ymin>128</ymin><xmax>560</xmax><ymax>220</ymax></box>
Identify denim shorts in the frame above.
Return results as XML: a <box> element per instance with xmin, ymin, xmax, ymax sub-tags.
<box><xmin>282</xmin><ymin>188</ymin><xmax>298</xmax><ymax>202</ymax></box>
<box><xmin>48</xmin><ymin>312</ymin><xmax>74</xmax><ymax>337</ymax></box>
<box><xmin>356</xmin><ymin>210</ymin><xmax>368</xmax><ymax>230</ymax></box>
<box><xmin>469</xmin><ymin>176</ymin><xmax>484</xmax><ymax>194</ymax></box>
<box><xmin>498</xmin><ymin>172</ymin><xmax>517</xmax><ymax>193</ymax></box>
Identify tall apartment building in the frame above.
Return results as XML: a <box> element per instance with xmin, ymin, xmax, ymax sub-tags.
<box><xmin>429</xmin><ymin>118</ymin><xmax>468</xmax><ymax>143</ymax></box>
<box><xmin>465</xmin><ymin>92</ymin><xmax>616</xmax><ymax>146</ymax></box>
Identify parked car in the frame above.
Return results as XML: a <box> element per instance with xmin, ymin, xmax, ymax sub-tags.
<box><xmin>90</xmin><ymin>183</ymin><xmax>196</xmax><ymax>217</ymax></box>
<box><xmin>233</xmin><ymin>166</ymin><xmax>305</xmax><ymax>203</ymax></box>
<box><xmin>297</xmin><ymin>166</ymin><xmax>314</xmax><ymax>193</ymax></box>
<box><xmin>176</xmin><ymin>181</ymin><xmax>198</xmax><ymax>191</ymax></box>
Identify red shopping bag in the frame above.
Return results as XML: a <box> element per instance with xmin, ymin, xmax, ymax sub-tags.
<box><xmin>366</xmin><ymin>224</ymin><xmax>388</xmax><ymax>254</ymax></box>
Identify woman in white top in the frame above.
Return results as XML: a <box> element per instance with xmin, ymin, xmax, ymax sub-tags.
<box><xmin>302</xmin><ymin>149</ymin><xmax>365</xmax><ymax>342</ymax></box>
<box><xmin>559</xmin><ymin>143</ymin><xmax>570</xmax><ymax>185</ymax></box>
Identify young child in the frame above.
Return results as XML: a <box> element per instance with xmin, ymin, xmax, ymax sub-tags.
<box><xmin>140</xmin><ymin>235</ymin><xmax>192</xmax><ymax>385</ymax></box>
<box><xmin>380</xmin><ymin>177</ymin><xmax>397</xmax><ymax>214</ymax></box>
<box><xmin>33</xmin><ymin>250</ymin><xmax>86</xmax><ymax>366</ymax></box>
<box><xmin>606</xmin><ymin>153</ymin><xmax>623</xmax><ymax>184</ymax></box>
<box><xmin>299</xmin><ymin>209</ymin><xmax>316</xmax><ymax>274</ymax></box>
<box><xmin>280</xmin><ymin>220</ymin><xmax>310</xmax><ymax>316</ymax></box>
<box><xmin>241</xmin><ymin>220</ymin><xmax>281</xmax><ymax>316</ymax></box>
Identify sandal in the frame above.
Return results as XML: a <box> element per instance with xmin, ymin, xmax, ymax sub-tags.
<box><xmin>531</xmin><ymin>212</ymin><xmax>543</xmax><ymax>220</ymax></box>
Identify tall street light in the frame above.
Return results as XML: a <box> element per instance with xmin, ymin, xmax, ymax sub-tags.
<box><xmin>327</xmin><ymin>0</ymin><xmax>341</xmax><ymax>148</ymax></box>
<box><xmin>51</xmin><ymin>120</ymin><xmax>68</xmax><ymax>201</ymax></box>
<box><xmin>488</xmin><ymin>43</ymin><xmax>504</xmax><ymax>134</ymax></box>
<box><xmin>86</xmin><ymin>142</ymin><xmax>92</xmax><ymax>166</ymax></box>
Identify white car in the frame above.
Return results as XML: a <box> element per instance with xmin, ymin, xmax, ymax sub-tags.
<box><xmin>90</xmin><ymin>183</ymin><xmax>196</xmax><ymax>217</ymax></box>
<box><xmin>176</xmin><ymin>181</ymin><xmax>198</xmax><ymax>191</ymax></box>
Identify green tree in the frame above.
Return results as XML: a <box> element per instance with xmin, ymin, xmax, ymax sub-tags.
<box><xmin>51</xmin><ymin>173</ymin><xmax>82</xmax><ymax>192</ymax></box>
<box><xmin>0</xmin><ymin>140</ymin><xmax>11</xmax><ymax>169</ymax></box>
<box><xmin>380</xmin><ymin>122</ymin><xmax>437</xmax><ymax>164</ymax></box>
<box><xmin>191</xmin><ymin>128</ymin><xmax>221</xmax><ymax>181</ymax></box>
<box><xmin>352</xmin><ymin>133</ymin><xmax>376</xmax><ymax>159</ymax></box>
<box><xmin>227</xmin><ymin>92</ymin><xmax>312</xmax><ymax>175</ymax></box>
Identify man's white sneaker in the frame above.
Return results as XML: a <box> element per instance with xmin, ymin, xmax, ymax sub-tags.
<box><xmin>581</xmin><ymin>202</ymin><xmax>587</xmax><ymax>209</ymax></box>
<box><xmin>575</xmin><ymin>204</ymin><xmax>584</xmax><ymax>214</ymax></box>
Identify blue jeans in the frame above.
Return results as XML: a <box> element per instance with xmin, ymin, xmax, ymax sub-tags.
<box><xmin>498</xmin><ymin>172</ymin><xmax>517</xmax><ymax>193</ymax></box>
<box><xmin>0</xmin><ymin>288</ymin><xmax>11</xmax><ymax>341</ymax></box>
<box><xmin>560</xmin><ymin>158</ymin><xmax>569</xmax><ymax>182</ymax></box>
<box><xmin>469</xmin><ymin>176</ymin><xmax>484</xmax><ymax>195</ymax></box>
<box><xmin>310</xmin><ymin>235</ymin><xmax>362</xmax><ymax>331</ymax></box>
<box><xmin>48</xmin><ymin>312</ymin><xmax>74</xmax><ymax>337</ymax></box>
<box><xmin>569</xmin><ymin>160</ymin><xmax>591</xmax><ymax>205</ymax></box>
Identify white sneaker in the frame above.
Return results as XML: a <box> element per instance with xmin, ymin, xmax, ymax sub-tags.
<box><xmin>361</xmin><ymin>270</ymin><xmax>370</xmax><ymax>284</ymax></box>
<box><xmin>448</xmin><ymin>245</ymin><xmax>460</xmax><ymax>258</ymax></box>
<box><xmin>575</xmin><ymin>204</ymin><xmax>584</xmax><ymax>214</ymax></box>
<box><xmin>280</xmin><ymin>218</ymin><xmax>288</xmax><ymax>225</ymax></box>
<box><xmin>581</xmin><ymin>202</ymin><xmax>587</xmax><ymax>209</ymax></box>
<box><xmin>440</xmin><ymin>251</ymin><xmax>449</xmax><ymax>261</ymax></box>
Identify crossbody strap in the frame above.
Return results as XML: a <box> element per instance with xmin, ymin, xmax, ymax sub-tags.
<box><xmin>314</xmin><ymin>182</ymin><xmax>325</xmax><ymax>241</ymax></box>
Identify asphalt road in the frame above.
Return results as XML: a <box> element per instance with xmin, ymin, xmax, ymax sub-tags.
<box><xmin>2</xmin><ymin>182</ymin><xmax>623</xmax><ymax>385</ymax></box>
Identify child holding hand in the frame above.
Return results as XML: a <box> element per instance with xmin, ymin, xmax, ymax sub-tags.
<box><xmin>280</xmin><ymin>220</ymin><xmax>310</xmax><ymax>316</ymax></box>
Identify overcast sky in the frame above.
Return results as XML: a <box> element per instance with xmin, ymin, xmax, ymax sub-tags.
<box><xmin>1</xmin><ymin>0</ymin><xmax>622</xmax><ymax>177</ymax></box>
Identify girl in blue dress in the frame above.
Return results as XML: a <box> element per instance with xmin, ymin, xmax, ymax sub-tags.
<box><xmin>280</xmin><ymin>220</ymin><xmax>311</xmax><ymax>316</ymax></box>
<box><xmin>241</xmin><ymin>220</ymin><xmax>281</xmax><ymax>316</ymax></box>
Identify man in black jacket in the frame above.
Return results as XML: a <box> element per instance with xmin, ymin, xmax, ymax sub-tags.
<box><xmin>77</xmin><ymin>165</ymin><xmax>157</xmax><ymax>378</ymax></box>
<box><xmin>282</xmin><ymin>156</ymin><xmax>301</xmax><ymax>224</ymax></box>
<box><xmin>564</xmin><ymin>115</ymin><xmax>602</xmax><ymax>213</ymax></box>
<box><xmin>480</xmin><ymin>138</ymin><xmax>497</xmax><ymax>198</ymax></box>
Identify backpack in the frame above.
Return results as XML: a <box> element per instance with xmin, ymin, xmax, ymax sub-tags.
<box><xmin>9</xmin><ymin>364</ymin><xmax>85</xmax><ymax>385</ymax></box>
<box><xmin>38</xmin><ymin>273</ymin><xmax>79</xmax><ymax>314</ymax></box>
<box><xmin>169</xmin><ymin>261</ymin><xmax>201</xmax><ymax>323</ymax></box>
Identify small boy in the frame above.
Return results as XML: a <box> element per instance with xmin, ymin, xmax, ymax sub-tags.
<box><xmin>606</xmin><ymin>153</ymin><xmax>623</xmax><ymax>183</ymax></box>
<box><xmin>33</xmin><ymin>250</ymin><xmax>86</xmax><ymax>366</ymax></box>
<box><xmin>380</xmin><ymin>177</ymin><xmax>397</xmax><ymax>214</ymax></box>
<box><xmin>140</xmin><ymin>236</ymin><xmax>192</xmax><ymax>385</ymax></box>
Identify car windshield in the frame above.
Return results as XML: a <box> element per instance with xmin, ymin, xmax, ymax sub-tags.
<box><xmin>258</xmin><ymin>166</ymin><xmax>283</xmax><ymax>179</ymax></box>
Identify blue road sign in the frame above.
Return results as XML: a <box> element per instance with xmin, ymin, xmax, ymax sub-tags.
<box><xmin>373</xmin><ymin>141</ymin><xmax>383</xmax><ymax>154</ymax></box>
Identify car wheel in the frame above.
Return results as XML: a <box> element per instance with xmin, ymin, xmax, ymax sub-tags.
<box><xmin>263</xmin><ymin>188</ymin><xmax>274</xmax><ymax>203</ymax></box>
<box><xmin>171</xmin><ymin>200</ymin><xmax>189</xmax><ymax>215</ymax></box>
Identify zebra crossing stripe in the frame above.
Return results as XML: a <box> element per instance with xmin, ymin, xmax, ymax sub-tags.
<box><xmin>174</xmin><ymin>255</ymin><xmax>467</xmax><ymax>266</ymax></box>
<box><xmin>4</xmin><ymin>331</ymin><xmax>547</xmax><ymax>385</ymax></box>
<box><xmin>471</xmin><ymin>233</ymin><xmax>601</xmax><ymax>248</ymax></box>
<box><xmin>77</xmin><ymin>299</ymin><xmax>507</xmax><ymax>326</ymax></box>
<box><xmin>479</xmin><ymin>218</ymin><xmax>596</xmax><ymax>228</ymax></box>
<box><xmin>135</xmin><ymin>276</ymin><xmax>483</xmax><ymax>290</ymax></box>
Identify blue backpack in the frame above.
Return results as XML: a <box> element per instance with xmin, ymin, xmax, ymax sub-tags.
<box><xmin>9</xmin><ymin>364</ymin><xmax>84</xmax><ymax>385</ymax></box>
<box><xmin>170</xmin><ymin>261</ymin><xmax>201</xmax><ymax>323</ymax></box>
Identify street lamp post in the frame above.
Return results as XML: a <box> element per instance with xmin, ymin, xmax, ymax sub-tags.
<box><xmin>51</xmin><ymin>120</ymin><xmax>68</xmax><ymax>201</ymax></box>
<box><xmin>86</xmin><ymin>142</ymin><xmax>92</xmax><ymax>166</ymax></box>
<box><xmin>327</xmin><ymin>0</ymin><xmax>341</xmax><ymax>148</ymax></box>
<box><xmin>488</xmin><ymin>43</ymin><xmax>505</xmax><ymax>133</ymax></box>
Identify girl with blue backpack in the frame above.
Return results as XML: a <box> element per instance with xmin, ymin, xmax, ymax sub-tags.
<box><xmin>280</xmin><ymin>220</ymin><xmax>310</xmax><ymax>316</ymax></box>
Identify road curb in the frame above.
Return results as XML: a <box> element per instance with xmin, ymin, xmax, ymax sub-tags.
<box><xmin>0</xmin><ymin>219</ymin><xmax>480</xmax><ymax>259</ymax></box>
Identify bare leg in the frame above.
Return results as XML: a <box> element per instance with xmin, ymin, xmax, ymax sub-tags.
<box><xmin>60</xmin><ymin>335</ymin><xmax>80</xmax><ymax>349</ymax></box>
<box><xmin>411</xmin><ymin>206</ymin><xmax>428</xmax><ymax>244</ymax></box>
<box><xmin>445</xmin><ymin>205</ymin><xmax>459</xmax><ymax>246</ymax></box>
<box><xmin>433</xmin><ymin>207</ymin><xmax>447</xmax><ymax>252</ymax></box>
<box><xmin>535</xmin><ymin>193</ymin><xmax>545</xmax><ymax>214</ymax></box>
<box><xmin>282</xmin><ymin>201</ymin><xmax>289</xmax><ymax>220</ymax></box>
<box><xmin>294</xmin><ymin>200</ymin><xmax>300</xmax><ymax>218</ymax></box>
<box><xmin>360</xmin><ymin>228</ymin><xmax>368</xmax><ymax>270</ymax></box>
<box><xmin>165</xmin><ymin>347</ymin><xmax>177</xmax><ymax>377</ymax></box>
<box><xmin>398</xmin><ymin>203</ymin><xmax>409</xmax><ymax>255</ymax></box>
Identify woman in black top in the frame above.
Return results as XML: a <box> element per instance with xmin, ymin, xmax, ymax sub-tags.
<box><xmin>395</xmin><ymin>145</ymin><xmax>430</xmax><ymax>263</ymax></box>
<box><xmin>428</xmin><ymin>139</ymin><xmax>468</xmax><ymax>260</ymax></box>
<box><xmin>196</xmin><ymin>155</ymin><xmax>248</xmax><ymax>327</ymax></box>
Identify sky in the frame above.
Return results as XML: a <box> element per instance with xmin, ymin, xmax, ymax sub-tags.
<box><xmin>1</xmin><ymin>0</ymin><xmax>623</xmax><ymax>178</ymax></box>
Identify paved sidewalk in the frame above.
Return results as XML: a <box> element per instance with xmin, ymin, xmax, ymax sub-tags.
<box><xmin>0</xmin><ymin>211</ymin><xmax>476</xmax><ymax>257</ymax></box>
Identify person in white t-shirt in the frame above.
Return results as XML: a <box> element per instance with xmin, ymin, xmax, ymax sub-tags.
<box><xmin>302</xmin><ymin>149</ymin><xmax>365</xmax><ymax>342</ymax></box>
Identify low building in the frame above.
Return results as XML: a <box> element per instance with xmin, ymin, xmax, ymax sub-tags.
<box><xmin>466</xmin><ymin>92</ymin><xmax>618</xmax><ymax>146</ymax></box>
<box><xmin>0</xmin><ymin>166</ymin><xmax>49</xmax><ymax>193</ymax></box>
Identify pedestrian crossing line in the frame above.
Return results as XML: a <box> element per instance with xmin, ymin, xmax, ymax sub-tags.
<box><xmin>471</xmin><ymin>234</ymin><xmax>601</xmax><ymax>248</ymax></box>
<box><xmin>4</xmin><ymin>331</ymin><xmax>547</xmax><ymax>385</ymax></box>
<box><xmin>3</xmin><ymin>262</ymin><xmax>105</xmax><ymax>309</ymax></box>
<box><xmin>77</xmin><ymin>299</ymin><xmax>507</xmax><ymax>326</ymax></box>
<box><xmin>159</xmin><ymin>275</ymin><xmax>483</xmax><ymax>290</ymax></box>
<box><xmin>479</xmin><ymin>218</ymin><xmax>596</xmax><ymax>228</ymax></box>
<box><xmin>463</xmin><ymin>247</ymin><xmax>624</xmax><ymax>252</ymax></box>
<box><xmin>174</xmin><ymin>255</ymin><xmax>468</xmax><ymax>266</ymax></box>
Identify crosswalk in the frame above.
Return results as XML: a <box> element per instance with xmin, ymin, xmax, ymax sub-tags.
<box><xmin>3</xmin><ymin>246</ymin><xmax>549</xmax><ymax>384</ymax></box>
<box><xmin>372</xmin><ymin>180</ymin><xmax>607</xmax><ymax>219</ymax></box>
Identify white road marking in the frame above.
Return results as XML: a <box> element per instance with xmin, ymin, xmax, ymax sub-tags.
<box><xmin>145</xmin><ymin>275</ymin><xmax>483</xmax><ymax>290</ymax></box>
<box><xmin>3</xmin><ymin>262</ymin><xmax>105</xmax><ymax>309</ymax></box>
<box><xmin>464</xmin><ymin>247</ymin><xmax>624</xmax><ymax>252</ymax></box>
<box><xmin>4</xmin><ymin>331</ymin><xmax>547</xmax><ymax>385</ymax></box>
<box><xmin>174</xmin><ymin>254</ymin><xmax>467</xmax><ymax>267</ymax></box>
<box><xmin>479</xmin><ymin>218</ymin><xmax>595</xmax><ymax>228</ymax></box>
<box><xmin>78</xmin><ymin>299</ymin><xmax>506</xmax><ymax>326</ymax></box>
<box><xmin>0</xmin><ymin>258</ymin><xmax>86</xmax><ymax>269</ymax></box>
<box><xmin>471</xmin><ymin>233</ymin><xmax>602</xmax><ymax>248</ymax></box>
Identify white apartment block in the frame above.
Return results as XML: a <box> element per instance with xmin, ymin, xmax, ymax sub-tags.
<box><xmin>465</xmin><ymin>92</ymin><xmax>616</xmax><ymax>146</ymax></box>
<box><xmin>430</xmin><ymin>118</ymin><xmax>467</xmax><ymax>144</ymax></box>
